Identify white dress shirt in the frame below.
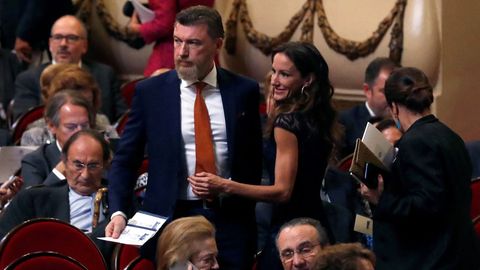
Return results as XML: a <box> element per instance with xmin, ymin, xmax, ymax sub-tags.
<box><xmin>179</xmin><ymin>66</ymin><xmax>230</xmax><ymax>200</ymax></box>
<box><xmin>69</xmin><ymin>188</ymin><xmax>105</xmax><ymax>233</ymax></box>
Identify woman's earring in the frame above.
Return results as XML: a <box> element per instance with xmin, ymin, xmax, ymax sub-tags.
<box><xmin>301</xmin><ymin>85</ymin><xmax>307</xmax><ymax>95</ymax></box>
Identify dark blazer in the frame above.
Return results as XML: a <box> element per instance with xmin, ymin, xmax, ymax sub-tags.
<box><xmin>12</xmin><ymin>60</ymin><xmax>127</xmax><ymax>122</ymax></box>
<box><xmin>0</xmin><ymin>181</ymin><xmax>112</xmax><ymax>260</ymax></box>
<box><xmin>338</xmin><ymin>103</ymin><xmax>371</xmax><ymax>158</ymax></box>
<box><xmin>0</xmin><ymin>0</ymin><xmax>73</xmax><ymax>50</ymax></box>
<box><xmin>373</xmin><ymin>115</ymin><xmax>480</xmax><ymax>270</ymax></box>
<box><xmin>466</xmin><ymin>140</ymin><xmax>480</xmax><ymax>179</ymax></box>
<box><xmin>0</xmin><ymin>181</ymin><xmax>70</xmax><ymax>238</ymax></box>
<box><xmin>0</xmin><ymin>49</ymin><xmax>22</xmax><ymax>112</ymax></box>
<box><xmin>21</xmin><ymin>142</ymin><xmax>61</xmax><ymax>188</ymax></box>
<box><xmin>109</xmin><ymin>68</ymin><xmax>262</xmax><ymax>216</ymax></box>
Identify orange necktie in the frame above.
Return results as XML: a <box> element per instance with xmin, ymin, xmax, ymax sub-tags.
<box><xmin>194</xmin><ymin>82</ymin><xmax>217</xmax><ymax>174</ymax></box>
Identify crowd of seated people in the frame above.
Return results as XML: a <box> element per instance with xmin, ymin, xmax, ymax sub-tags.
<box><xmin>20</xmin><ymin>63</ymin><xmax>118</xmax><ymax>146</ymax></box>
<box><xmin>0</xmin><ymin>4</ymin><xmax>479</xmax><ymax>270</ymax></box>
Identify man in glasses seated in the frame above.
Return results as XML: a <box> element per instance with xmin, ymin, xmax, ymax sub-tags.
<box><xmin>12</xmin><ymin>15</ymin><xmax>126</xmax><ymax>123</ymax></box>
<box><xmin>21</xmin><ymin>90</ymin><xmax>94</xmax><ymax>188</ymax></box>
<box><xmin>0</xmin><ymin>129</ymin><xmax>110</xmax><ymax>246</ymax></box>
<box><xmin>276</xmin><ymin>218</ymin><xmax>330</xmax><ymax>270</ymax></box>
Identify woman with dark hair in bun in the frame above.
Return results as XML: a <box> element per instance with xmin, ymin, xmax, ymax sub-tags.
<box><xmin>361</xmin><ymin>67</ymin><xmax>480</xmax><ymax>269</ymax></box>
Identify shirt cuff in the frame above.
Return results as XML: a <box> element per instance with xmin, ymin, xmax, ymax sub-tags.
<box><xmin>111</xmin><ymin>211</ymin><xmax>127</xmax><ymax>220</ymax></box>
<box><xmin>52</xmin><ymin>168</ymin><xmax>66</xmax><ymax>180</ymax></box>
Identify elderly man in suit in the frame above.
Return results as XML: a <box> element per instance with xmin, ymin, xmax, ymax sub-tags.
<box><xmin>339</xmin><ymin>57</ymin><xmax>397</xmax><ymax>158</ymax></box>
<box><xmin>105</xmin><ymin>6</ymin><xmax>262</xmax><ymax>269</ymax></box>
<box><xmin>21</xmin><ymin>90</ymin><xmax>94</xmax><ymax>188</ymax></box>
<box><xmin>12</xmin><ymin>15</ymin><xmax>126</xmax><ymax>122</ymax></box>
<box><xmin>0</xmin><ymin>129</ymin><xmax>109</xmax><ymax>237</ymax></box>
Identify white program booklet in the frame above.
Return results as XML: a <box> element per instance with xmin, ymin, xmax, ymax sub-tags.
<box><xmin>130</xmin><ymin>0</ymin><xmax>154</xmax><ymax>23</ymax></box>
<box><xmin>98</xmin><ymin>211</ymin><xmax>167</xmax><ymax>246</ymax></box>
<box><xmin>361</xmin><ymin>122</ymin><xmax>395</xmax><ymax>170</ymax></box>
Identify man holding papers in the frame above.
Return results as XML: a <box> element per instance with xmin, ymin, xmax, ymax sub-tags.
<box><xmin>360</xmin><ymin>67</ymin><xmax>479</xmax><ymax>269</ymax></box>
<box><xmin>339</xmin><ymin>57</ymin><xmax>397</xmax><ymax>158</ymax></box>
<box><xmin>107</xmin><ymin>6</ymin><xmax>262</xmax><ymax>269</ymax></box>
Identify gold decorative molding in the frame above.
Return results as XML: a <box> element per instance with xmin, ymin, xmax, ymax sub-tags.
<box><xmin>225</xmin><ymin>0</ymin><xmax>407</xmax><ymax>63</ymax></box>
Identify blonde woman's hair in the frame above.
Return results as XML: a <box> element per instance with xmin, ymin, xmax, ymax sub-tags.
<box><xmin>156</xmin><ymin>216</ymin><xmax>215</xmax><ymax>270</ymax></box>
<box><xmin>313</xmin><ymin>243</ymin><xmax>375</xmax><ymax>270</ymax></box>
<box><xmin>40</xmin><ymin>63</ymin><xmax>77</xmax><ymax>101</ymax></box>
<box><xmin>41</xmin><ymin>65</ymin><xmax>101</xmax><ymax>111</ymax></box>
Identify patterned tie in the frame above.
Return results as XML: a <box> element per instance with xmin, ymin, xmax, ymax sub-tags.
<box><xmin>194</xmin><ymin>82</ymin><xmax>217</xmax><ymax>174</ymax></box>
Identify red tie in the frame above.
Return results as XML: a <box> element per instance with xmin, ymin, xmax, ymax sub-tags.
<box><xmin>194</xmin><ymin>82</ymin><xmax>217</xmax><ymax>174</ymax></box>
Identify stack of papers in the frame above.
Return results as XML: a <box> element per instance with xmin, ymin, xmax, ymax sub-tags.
<box><xmin>99</xmin><ymin>211</ymin><xmax>167</xmax><ymax>246</ymax></box>
<box><xmin>130</xmin><ymin>0</ymin><xmax>154</xmax><ymax>23</ymax></box>
<box><xmin>349</xmin><ymin>123</ymin><xmax>395</xmax><ymax>188</ymax></box>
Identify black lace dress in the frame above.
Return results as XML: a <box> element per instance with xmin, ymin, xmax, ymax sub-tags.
<box><xmin>258</xmin><ymin>112</ymin><xmax>334</xmax><ymax>269</ymax></box>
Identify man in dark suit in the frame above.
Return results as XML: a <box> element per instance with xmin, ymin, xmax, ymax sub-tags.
<box><xmin>21</xmin><ymin>91</ymin><xmax>94</xmax><ymax>188</ymax></box>
<box><xmin>0</xmin><ymin>0</ymin><xmax>73</xmax><ymax>62</ymax></box>
<box><xmin>0</xmin><ymin>129</ymin><xmax>110</xmax><ymax>246</ymax></box>
<box><xmin>338</xmin><ymin>57</ymin><xmax>397</xmax><ymax>158</ymax></box>
<box><xmin>0</xmin><ymin>49</ymin><xmax>22</xmax><ymax>145</ymax></box>
<box><xmin>105</xmin><ymin>6</ymin><xmax>262</xmax><ymax>270</ymax></box>
<box><xmin>12</xmin><ymin>15</ymin><xmax>127</xmax><ymax>122</ymax></box>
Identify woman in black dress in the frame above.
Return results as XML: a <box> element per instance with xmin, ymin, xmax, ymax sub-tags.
<box><xmin>361</xmin><ymin>67</ymin><xmax>480</xmax><ymax>269</ymax></box>
<box><xmin>189</xmin><ymin>42</ymin><xmax>339</xmax><ymax>269</ymax></box>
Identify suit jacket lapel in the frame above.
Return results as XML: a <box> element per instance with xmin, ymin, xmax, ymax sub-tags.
<box><xmin>217</xmin><ymin>68</ymin><xmax>236</xmax><ymax>165</ymax></box>
<box><xmin>46</xmin><ymin>182</ymin><xmax>71</xmax><ymax>222</ymax></box>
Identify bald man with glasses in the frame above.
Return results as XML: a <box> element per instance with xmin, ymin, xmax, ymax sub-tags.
<box><xmin>12</xmin><ymin>15</ymin><xmax>126</xmax><ymax>122</ymax></box>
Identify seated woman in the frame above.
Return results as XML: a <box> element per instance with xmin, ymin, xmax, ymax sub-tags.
<box><xmin>156</xmin><ymin>216</ymin><xmax>219</xmax><ymax>270</ymax></box>
<box><xmin>21</xmin><ymin>64</ymin><xmax>118</xmax><ymax>146</ymax></box>
<box><xmin>313</xmin><ymin>243</ymin><xmax>375</xmax><ymax>270</ymax></box>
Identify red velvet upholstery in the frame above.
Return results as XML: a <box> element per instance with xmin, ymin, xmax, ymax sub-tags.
<box><xmin>138</xmin><ymin>158</ymin><xmax>149</xmax><ymax>176</ymax></box>
<box><xmin>5</xmin><ymin>251</ymin><xmax>87</xmax><ymax>270</ymax></box>
<box><xmin>0</xmin><ymin>218</ymin><xmax>106</xmax><ymax>270</ymax></box>
<box><xmin>121</xmin><ymin>78</ymin><xmax>144</xmax><ymax>108</ymax></box>
<box><xmin>125</xmin><ymin>256</ymin><xmax>155</xmax><ymax>270</ymax></box>
<box><xmin>471</xmin><ymin>178</ymin><xmax>480</xmax><ymax>219</ymax></box>
<box><xmin>11</xmin><ymin>105</ymin><xmax>45</xmax><ymax>145</ymax></box>
<box><xmin>473</xmin><ymin>216</ymin><xmax>480</xmax><ymax>240</ymax></box>
<box><xmin>337</xmin><ymin>153</ymin><xmax>354</xmax><ymax>172</ymax></box>
<box><xmin>111</xmin><ymin>244</ymin><xmax>140</xmax><ymax>270</ymax></box>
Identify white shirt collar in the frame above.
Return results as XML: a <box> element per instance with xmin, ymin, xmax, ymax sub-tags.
<box><xmin>51</xmin><ymin>60</ymin><xmax>82</xmax><ymax>68</ymax></box>
<box><xmin>365</xmin><ymin>101</ymin><xmax>376</xmax><ymax>117</ymax></box>
<box><xmin>55</xmin><ymin>140</ymin><xmax>62</xmax><ymax>152</ymax></box>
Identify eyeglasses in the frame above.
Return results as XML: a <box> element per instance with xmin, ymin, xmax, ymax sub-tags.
<box><xmin>279</xmin><ymin>243</ymin><xmax>320</xmax><ymax>263</ymax></box>
<box><xmin>67</xmin><ymin>160</ymin><xmax>103</xmax><ymax>173</ymax></box>
<box><xmin>50</xmin><ymin>34</ymin><xmax>84</xmax><ymax>43</ymax></box>
<box><xmin>62</xmin><ymin>123</ymin><xmax>90</xmax><ymax>132</ymax></box>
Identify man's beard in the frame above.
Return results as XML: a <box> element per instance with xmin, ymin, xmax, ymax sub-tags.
<box><xmin>176</xmin><ymin>61</ymin><xmax>199</xmax><ymax>81</ymax></box>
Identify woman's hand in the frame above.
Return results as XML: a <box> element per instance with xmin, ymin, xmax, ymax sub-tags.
<box><xmin>128</xmin><ymin>11</ymin><xmax>142</xmax><ymax>35</ymax></box>
<box><xmin>358</xmin><ymin>174</ymin><xmax>384</xmax><ymax>205</ymax></box>
<box><xmin>188</xmin><ymin>172</ymin><xmax>227</xmax><ymax>198</ymax></box>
